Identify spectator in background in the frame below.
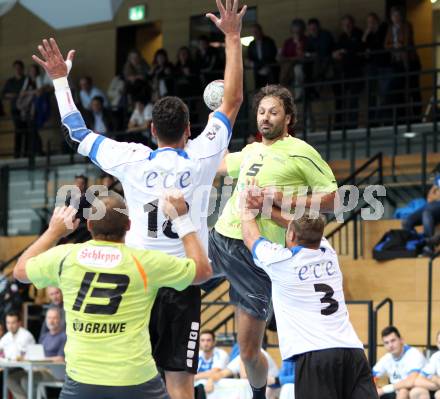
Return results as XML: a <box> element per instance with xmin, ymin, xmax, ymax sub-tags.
<box><xmin>363</xmin><ymin>12</ymin><xmax>392</xmax><ymax>124</ymax></box>
<box><xmin>332</xmin><ymin>15</ymin><xmax>365</xmax><ymax>129</ymax></box>
<box><xmin>60</xmin><ymin>175</ymin><xmax>91</xmax><ymax>244</ymax></box>
<box><xmin>279</xmin><ymin>19</ymin><xmax>307</xmax><ymax>100</ymax></box>
<box><xmin>278</xmin><ymin>360</ymin><xmax>295</xmax><ymax>399</ymax></box>
<box><xmin>0</xmin><ymin>312</ymin><xmax>35</xmax><ymax>399</ymax></box>
<box><xmin>40</xmin><ymin>287</ymin><xmax>65</xmax><ymax>338</ymax></box>
<box><xmin>126</xmin><ymin>91</ymin><xmax>153</xmax><ymax>143</ymax></box>
<box><xmin>78</xmin><ymin>76</ymin><xmax>108</xmax><ymax>111</ymax></box>
<box><xmin>195</xmin><ymin>331</ymin><xmax>229</xmax><ymax>384</ymax></box>
<box><xmin>0</xmin><ymin>312</ymin><xmax>35</xmax><ymax>360</ymax></box>
<box><xmin>197</xmin><ymin>35</ymin><xmax>223</xmax><ymax>84</ymax></box>
<box><xmin>205</xmin><ymin>348</ymin><xmax>279</xmax><ymax>397</ymax></box>
<box><xmin>410</xmin><ymin>331</ymin><xmax>440</xmax><ymax>399</ymax></box>
<box><xmin>175</xmin><ymin>46</ymin><xmax>201</xmax><ymax>98</ymax></box>
<box><xmin>149</xmin><ymin>49</ymin><xmax>174</xmax><ymax>101</ymax></box>
<box><xmin>107</xmin><ymin>74</ymin><xmax>126</xmax><ymax>131</ymax></box>
<box><xmin>1</xmin><ymin>60</ymin><xmax>27</xmax><ymax>158</ymax></box>
<box><xmin>247</xmin><ymin>24</ymin><xmax>278</xmax><ymax>88</ymax></box>
<box><xmin>385</xmin><ymin>6</ymin><xmax>422</xmax><ymax>122</ymax></box>
<box><xmin>373</xmin><ymin>326</ymin><xmax>426</xmax><ymax>399</ymax></box>
<box><xmin>84</xmin><ymin>96</ymin><xmax>115</xmax><ymax>135</ymax></box>
<box><xmin>0</xmin><ymin>323</ymin><xmax>4</xmax><ymax>338</ymax></box>
<box><xmin>70</xmin><ymin>174</ymin><xmax>89</xmax><ymax>222</ymax></box>
<box><xmin>101</xmin><ymin>173</ymin><xmax>123</xmax><ymax>197</ymax></box>
<box><xmin>123</xmin><ymin>50</ymin><xmax>150</xmax><ymax>103</ymax></box>
<box><xmin>18</xmin><ymin>308</ymin><xmax>66</xmax><ymax>399</ymax></box>
<box><xmin>402</xmin><ymin>182</ymin><xmax>440</xmax><ymax>253</ymax></box>
<box><xmin>123</xmin><ymin>50</ymin><xmax>150</xmax><ymax>84</ymax></box>
<box><xmin>305</xmin><ymin>18</ymin><xmax>334</xmax><ymax>84</ymax></box>
<box><xmin>16</xmin><ymin>64</ymin><xmax>45</xmax><ymax>156</ymax></box>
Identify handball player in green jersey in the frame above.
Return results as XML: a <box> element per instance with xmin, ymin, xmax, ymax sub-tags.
<box><xmin>14</xmin><ymin>191</ymin><xmax>211</xmax><ymax>399</ymax></box>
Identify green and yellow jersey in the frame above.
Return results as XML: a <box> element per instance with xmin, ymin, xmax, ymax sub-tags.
<box><xmin>26</xmin><ymin>240</ymin><xmax>196</xmax><ymax>386</ymax></box>
<box><xmin>215</xmin><ymin>136</ymin><xmax>337</xmax><ymax>245</ymax></box>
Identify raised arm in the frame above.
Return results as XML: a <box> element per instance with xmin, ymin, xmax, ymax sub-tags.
<box><xmin>269</xmin><ymin>190</ymin><xmax>339</xmax><ymax>214</ymax></box>
<box><xmin>207</xmin><ymin>0</ymin><xmax>246</xmax><ymax>127</ymax></box>
<box><xmin>14</xmin><ymin>206</ymin><xmax>79</xmax><ymax>283</ymax></box>
<box><xmin>162</xmin><ymin>190</ymin><xmax>212</xmax><ymax>284</ymax></box>
<box><xmin>32</xmin><ymin>39</ymin><xmax>149</xmax><ymax>176</ymax></box>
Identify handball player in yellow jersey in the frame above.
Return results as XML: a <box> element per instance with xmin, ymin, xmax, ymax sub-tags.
<box><xmin>14</xmin><ymin>191</ymin><xmax>211</xmax><ymax>399</ymax></box>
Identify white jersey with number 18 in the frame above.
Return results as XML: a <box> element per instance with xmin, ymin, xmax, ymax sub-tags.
<box><xmin>63</xmin><ymin>109</ymin><xmax>231</xmax><ymax>257</ymax></box>
<box><xmin>252</xmin><ymin>237</ymin><xmax>363</xmax><ymax>360</ymax></box>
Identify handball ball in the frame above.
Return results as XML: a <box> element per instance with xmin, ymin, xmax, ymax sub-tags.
<box><xmin>203</xmin><ymin>80</ymin><xmax>224</xmax><ymax>111</ymax></box>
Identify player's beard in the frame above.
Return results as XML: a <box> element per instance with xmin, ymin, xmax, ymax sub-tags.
<box><xmin>258</xmin><ymin>120</ymin><xmax>285</xmax><ymax>140</ymax></box>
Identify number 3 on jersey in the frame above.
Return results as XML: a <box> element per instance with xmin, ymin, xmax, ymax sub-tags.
<box><xmin>314</xmin><ymin>283</ymin><xmax>339</xmax><ymax>316</ymax></box>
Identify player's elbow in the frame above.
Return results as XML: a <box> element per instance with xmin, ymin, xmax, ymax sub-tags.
<box><xmin>194</xmin><ymin>259</ymin><xmax>212</xmax><ymax>284</ymax></box>
<box><xmin>321</xmin><ymin>191</ymin><xmax>338</xmax><ymax>213</ymax></box>
<box><xmin>13</xmin><ymin>261</ymin><xmax>29</xmax><ymax>283</ymax></box>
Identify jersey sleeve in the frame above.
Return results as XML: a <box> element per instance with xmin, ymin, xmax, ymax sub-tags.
<box><xmin>372</xmin><ymin>356</ymin><xmax>388</xmax><ymax>378</ymax></box>
<box><xmin>226</xmin><ymin>356</ymin><xmax>240</xmax><ymax>376</ymax></box>
<box><xmin>186</xmin><ymin>111</ymin><xmax>231</xmax><ymax>160</ymax></box>
<box><xmin>252</xmin><ymin>238</ymin><xmax>293</xmax><ymax>270</ymax></box>
<box><xmin>406</xmin><ymin>349</ymin><xmax>426</xmax><ymax>375</ymax></box>
<box><xmin>212</xmin><ymin>349</ymin><xmax>230</xmax><ymax>369</ymax></box>
<box><xmin>62</xmin><ymin>112</ymin><xmax>151</xmax><ymax>180</ymax></box>
<box><xmin>146</xmin><ymin>251</ymin><xmax>196</xmax><ymax>291</ymax></box>
<box><xmin>421</xmin><ymin>353</ymin><xmax>439</xmax><ymax>377</ymax></box>
<box><xmin>25</xmin><ymin>244</ymin><xmax>75</xmax><ymax>289</ymax></box>
<box><xmin>292</xmin><ymin>146</ymin><xmax>338</xmax><ymax>193</ymax></box>
<box><xmin>225</xmin><ymin>152</ymin><xmax>243</xmax><ymax>179</ymax></box>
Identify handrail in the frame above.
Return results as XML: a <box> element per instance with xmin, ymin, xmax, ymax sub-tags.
<box><xmin>371</xmin><ymin>298</ymin><xmax>394</xmax><ymax>366</ymax></box>
<box><xmin>201</xmin><ymin>285</ymin><xmax>230</xmax><ymax>314</ymax></box>
<box><xmin>0</xmin><ymin>244</ymin><xmax>32</xmax><ymax>273</ymax></box>
<box><xmin>427</xmin><ymin>251</ymin><xmax>439</xmax><ymax>349</ymax></box>
<box><xmin>374</xmin><ymin>298</ymin><xmax>394</xmax><ymax>326</ymax></box>
<box><xmin>325</xmin><ymin>152</ymin><xmax>383</xmax><ymax>256</ymax></box>
<box><xmin>339</xmin><ymin>152</ymin><xmax>383</xmax><ymax>187</ymax></box>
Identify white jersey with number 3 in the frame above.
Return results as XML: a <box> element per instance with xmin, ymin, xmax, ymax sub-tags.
<box><xmin>73</xmin><ymin>111</ymin><xmax>231</xmax><ymax>257</ymax></box>
<box><xmin>252</xmin><ymin>237</ymin><xmax>363</xmax><ymax>360</ymax></box>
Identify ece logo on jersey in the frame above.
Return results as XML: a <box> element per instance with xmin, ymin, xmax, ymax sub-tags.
<box><xmin>77</xmin><ymin>246</ymin><xmax>122</xmax><ymax>268</ymax></box>
<box><xmin>72</xmin><ymin>319</ymin><xmax>127</xmax><ymax>334</ymax></box>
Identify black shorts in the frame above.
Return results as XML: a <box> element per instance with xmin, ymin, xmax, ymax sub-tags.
<box><xmin>59</xmin><ymin>374</ymin><xmax>169</xmax><ymax>399</ymax></box>
<box><xmin>294</xmin><ymin>348</ymin><xmax>379</xmax><ymax>399</ymax></box>
<box><xmin>208</xmin><ymin>229</ymin><xmax>272</xmax><ymax>321</ymax></box>
<box><xmin>149</xmin><ymin>285</ymin><xmax>201</xmax><ymax>374</ymax></box>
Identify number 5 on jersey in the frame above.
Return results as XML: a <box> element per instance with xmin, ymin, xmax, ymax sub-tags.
<box><xmin>246</xmin><ymin>163</ymin><xmax>263</xmax><ymax>177</ymax></box>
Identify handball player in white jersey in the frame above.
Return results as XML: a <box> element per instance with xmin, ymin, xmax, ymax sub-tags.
<box><xmin>240</xmin><ymin>186</ymin><xmax>379</xmax><ymax>399</ymax></box>
<box><xmin>32</xmin><ymin>1</ymin><xmax>246</xmax><ymax>397</ymax></box>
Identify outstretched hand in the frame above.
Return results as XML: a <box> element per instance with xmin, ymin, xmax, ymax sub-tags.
<box><xmin>32</xmin><ymin>38</ymin><xmax>75</xmax><ymax>80</ymax></box>
<box><xmin>47</xmin><ymin>206</ymin><xmax>80</xmax><ymax>238</ymax></box>
<box><xmin>206</xmin><ymin>0</ymin><xmax>247</xmax><ymax>36</ymax></box>
<box><xmin>239</xmin><ymin>178</ymin><xmax>262</xmax><ymax>220</ymax></box>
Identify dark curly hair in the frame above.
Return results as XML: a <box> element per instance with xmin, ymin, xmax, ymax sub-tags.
<box><xmin>152</xmin><ymin>96</ymin><xmax>189</xmax><ymax>144</ymax></box>
<box><xmin>253</xmin><ymin>85</ymin><xmax>297</xmax><ymax>135</ymax></box>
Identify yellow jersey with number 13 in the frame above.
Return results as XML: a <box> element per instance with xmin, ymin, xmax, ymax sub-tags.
<box><xmin>26</xmin><ymin>240</ymin><xmax>195</xmax><ymax>386</ymax></box>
